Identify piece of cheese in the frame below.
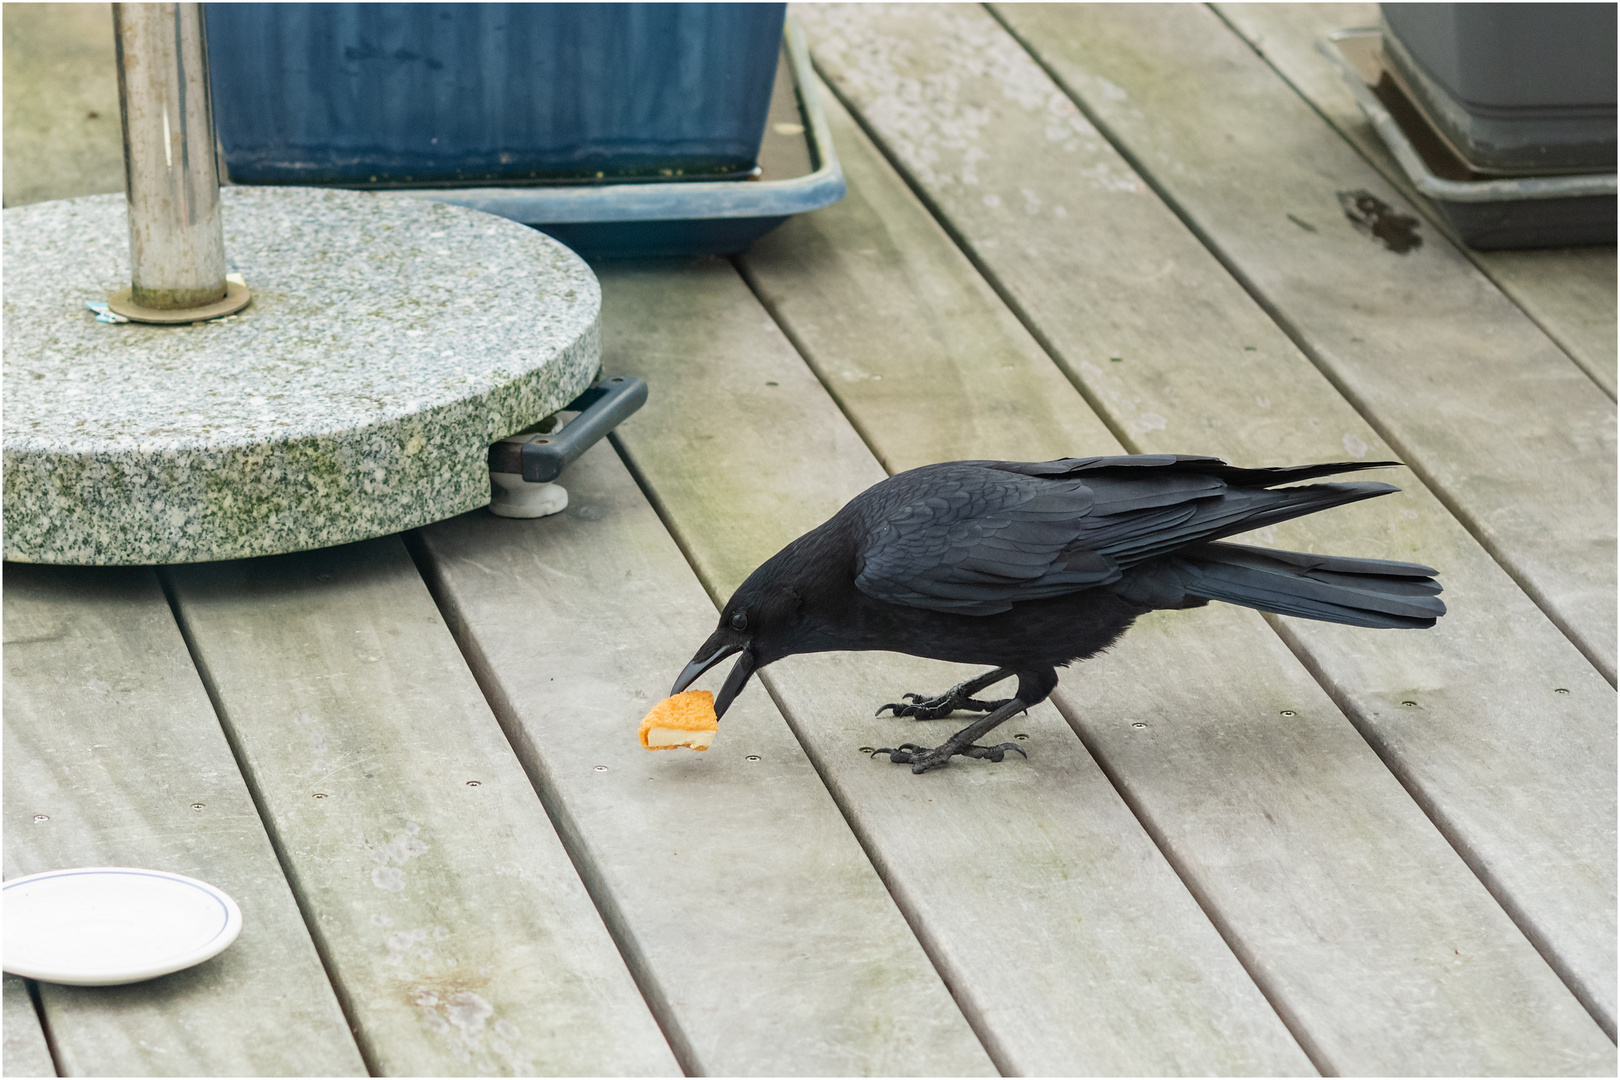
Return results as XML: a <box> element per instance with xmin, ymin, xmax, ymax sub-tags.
<box><xmin>638</xmin><ymin>690</ymin><xmax>719</xmax><ymax>751</ymax></box>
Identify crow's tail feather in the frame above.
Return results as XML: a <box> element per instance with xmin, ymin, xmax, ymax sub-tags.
<box><xmin>996</xmin><ymin>455</ymin><xmax>1403</xmax><ymax>487</ymax></box>
<box><xmin>1166</xmin><ymin>541</ymin><xmax>1445</xmax><ymax>629</ymax></box>
<box><xmin>1096</xmin><ymin>479</ymin><xmax>1400</xmax><ymax>569</ymax></box>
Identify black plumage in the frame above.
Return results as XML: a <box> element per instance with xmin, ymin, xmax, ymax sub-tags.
<box><xmin>672</xmin><ymin>455</ymin><xmax>1444</xmax><ymax>773</ymax></box>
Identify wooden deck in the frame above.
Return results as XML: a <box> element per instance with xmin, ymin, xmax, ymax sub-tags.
<box><xmin>4</xmin><ymin>3</ymin><xmax>1615</xmax><ymax>1075</ymax></box>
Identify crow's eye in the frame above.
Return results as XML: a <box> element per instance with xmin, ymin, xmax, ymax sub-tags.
<box><xmin>729</xmin><ymin>611</ymin><xmax>748</xmax><ymax>632</ymax></box>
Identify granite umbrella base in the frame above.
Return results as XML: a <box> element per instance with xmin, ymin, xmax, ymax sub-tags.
<box><xmin>4</xmin><ymin>187</ymin><xmax>601</xmax><ymax>565</ymax></box>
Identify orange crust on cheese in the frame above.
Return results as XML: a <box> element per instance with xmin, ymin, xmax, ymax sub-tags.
<box><xmin>638</xmin><ymin>690</ymin><xmax>719</xmax><ymax>750</ymax></box>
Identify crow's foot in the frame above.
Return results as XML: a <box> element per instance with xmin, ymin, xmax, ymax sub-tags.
<box><xmin>875</xmin><ymin>685</ymin><xmax>1013</xmax><ymax>721</ymax></box>
<box><xmin>871</xmin><ymin>741</ymin><xmax>1027</xmax><ymax>774</ymax></box>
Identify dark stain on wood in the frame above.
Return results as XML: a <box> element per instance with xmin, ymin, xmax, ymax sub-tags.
<box><xmin>1336</xmin><ymin>190</ymin><xmax>1422</xmax><ymax>254</ymax></box>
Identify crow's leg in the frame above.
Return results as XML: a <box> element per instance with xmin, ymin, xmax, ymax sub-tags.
<box><xmin>874</xmin><ymin>698</ymin><xmax>1028</xmax><ymax>774</ymax></box>
<box><xmin>876</xmin><ymin>666</ymin><xmax>1015</xmax><ymax>720</ymax></box>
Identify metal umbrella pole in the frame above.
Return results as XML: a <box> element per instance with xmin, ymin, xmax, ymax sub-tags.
<box><xmin>106</xmin><ymin>1</ymin><xmax>249</xmax><ymax>323</ymax></box>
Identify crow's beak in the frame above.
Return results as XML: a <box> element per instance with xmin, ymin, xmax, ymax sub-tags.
<box><xmin>713</xmin><ymin>649</ymin><xmax>756</xmax><ymax>719</ymax></box>
<box><xmin>671</xmin><ymin>640</ymin><xmax>738</xmax><ymax>695</ymax></box>
<box><xmin>671</xmin><ymin>632</ymin><xmax>756</xmax><ymax>719</ymax></box>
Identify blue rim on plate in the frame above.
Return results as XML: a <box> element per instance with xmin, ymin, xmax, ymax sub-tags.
<box><xmin>3</xmin><ymin>867</ymin><xmax>243</xmax><ymax>986</ymax></box>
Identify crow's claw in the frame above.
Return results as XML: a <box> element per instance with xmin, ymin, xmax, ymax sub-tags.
<box><xmin>960</xmin><ymin>741</ymin><xmax>1027</xmax><ymax>763</ymax></box>
<box><xmin>871</xmin><ymin>741</ymin><xmax>1027</xmax><ymax>773</ymax></box>
<box><xmin>873</xmin><ymin>693</ymin><xmax>924</xmax><ymax>717</ymax></box>
<box><xmin>875</xmin><ymin>690</ymin><xmax>1014</xmax><ymax>720</ymax></box>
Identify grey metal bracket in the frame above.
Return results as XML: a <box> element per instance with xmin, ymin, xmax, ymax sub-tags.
<box><xmin>488</xmin><ymin>375</ymin><xmax>648</xmax><ymax>483</ymax></box>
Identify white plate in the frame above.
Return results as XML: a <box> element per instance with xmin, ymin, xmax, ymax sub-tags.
<box><xmin>3</xmin><ymin>868</ymin><xmax>243</xmax><ymax>985</ymax></box>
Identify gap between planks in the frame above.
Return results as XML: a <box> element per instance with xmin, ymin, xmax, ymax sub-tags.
<box><xmin>2</xmin><ymin>976</ymin><xmax>57</xmax><ymax>1079</ymax></box>
<box><xmin>405</xmin><ymin>444</ymin><xmax>995</xmax><ymax>1076</ymax></box>
<box><xmin>397</xmin><ymin>529</ymin><xmax>702</xmax><ymax>1079</ymax></box>
<box><xmin>162</xmin><ymin>544</ymin><xmax>680</xmax><ymax>1076</ymax></box>
<box><xmin>745</xmin><ymin>23</ymin><xmax>1607</xmax><ymax>1062</ymax></box>
<box><xmin>154</xmin><ymin>567</ymin><xmax>382</xmax><ymax>1078</ymax></box>
<box><xmin>602</xmin><ymin>250</ymin><xmax>1613</xmax><ymax>1072</ymax></box>
<box><xmin>600</xmin><ymin>259</ymin><xmax>1318</xmax><ymax>1075</ymax></box>
<box><xmin>984</xmin><ymin>2</ymin><xmax>1620</xmax><ymax>683</ymax></box>
<box><xmin>1206</xmin><ymin>1</ymin><xmax>1617</xmax><ymax>403</ymax></box>
<box><xmin>600</xmin><ymin>407</ymin><xmax>1028</xmax><ymax>1075</ymax></box>
<box><xmin>796</xmin><ymin>6</ymin><xmax>1613</xmax><ymax>1041</ymax></box>
<box><xmin>726</xmin><ymin>214</ymin><xmax>1334</xmax><ymax>1072</ymax></box>
<box><xmin>3</xmin><ymin>566</ymin><xmax>367</xmax><ymax>1076</ymax></box>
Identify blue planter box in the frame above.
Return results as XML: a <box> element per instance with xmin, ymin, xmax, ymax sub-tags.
<box><xmin>204</xmin><ymin>2</ymin><xmax>787</xmax><ymax>186</ymax></box>
<box><xmin>396</xmin><ymin>18</ymin><xmax>846</xmax><ymax>259</ymax></box>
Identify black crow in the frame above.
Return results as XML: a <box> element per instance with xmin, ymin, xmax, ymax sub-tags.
<box><xmin>672</xmin><ymin>455</ymin><xmax>1444</xmax><ymax>773</ymax></box>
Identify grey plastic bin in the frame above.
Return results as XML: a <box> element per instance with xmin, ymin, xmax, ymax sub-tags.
<box><xmin>1323</xmin><ymin>28</ymin><xmax>1615</xmax><ymax>249</ymax></box>
<box><xmin>1380</xmin><ymin>3</ymin><xmax>1616</xmax><ymax>174</ymax></box>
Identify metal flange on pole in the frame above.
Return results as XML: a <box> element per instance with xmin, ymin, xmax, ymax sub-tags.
<box><xmin>107</xmin><ymin>2</ymin><xmax>250</xmax><ymax>324</ymax></box>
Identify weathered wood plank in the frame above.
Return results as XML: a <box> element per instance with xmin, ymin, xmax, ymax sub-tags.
<box><xmin>1471</xmin><ymin>247</ymin><xmax>1620</xmax><ymax>400</ymax></box>
<box><xmin>803</xmin><ymin>0</ymin><xmax>1617</xmax><ymax>1041</ymax></box>
<box><xmin>4</xmin><ymin>977</ymin><xmax>54</xmax><ymax>1078</ymax></box>
<box><xmin>600</xmin><ymin>257</ymin><xmax>1316</xmax><ymax>1075</ymax></box>
<box><xmin>412</xmin><ymin>444</ymin><xmax>995</xmax><ymax>1076</ymax></box>
<box><xmin>1</xmin><ymin>3</ymin><xmax>124</xmax><ymax>208</ymax></box>
<box><xmin>1058</xmin><ymin>607</ymin><xmax>1615</xmax><ymax>1072</ymax></box>
<box><xmin>739</xmin><ymin>68</ymin><xmax>1617</xmax><ymax>1072</ymax></box>
<box><xmin>737</xmin><ymin>125</ymin><xmax>1109</xmax><ymax>466</ymax></box>
<box><xmin>1212</xmin><ymin>1</ymin><xmax>1618</xmax><ymax>400</ymax></box>
<box><xmin>2</xmin><ymin>565</ymin><xmax>366</xmax><ymax>1077</ymax></box>
<box><xmin>987</xmin><ymin>2</ymin><xmax>1616</xmax><ymax>683</ymax></box>
<box><xmin>164</xmin><ymin>541</ymin><xmax>678</xmax><ymax>1077</ymax></box>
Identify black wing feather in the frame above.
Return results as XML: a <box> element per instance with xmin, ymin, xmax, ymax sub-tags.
<box><xmin>851</xmin><ymin>458</ymin><xmax>1402</xmax><ymax>616</ymax></box>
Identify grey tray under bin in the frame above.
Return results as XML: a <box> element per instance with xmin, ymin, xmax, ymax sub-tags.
<box><xmin>1322</xmin><ymin>29</ymin><xmax>1616</xmax><ymax>249</ymax></box>
<box><xmin>396</xmin><ymin>17</ymin><xmax>843</xmax><ymax>258</ymax></box>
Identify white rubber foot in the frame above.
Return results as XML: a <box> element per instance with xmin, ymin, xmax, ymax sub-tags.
<box><xmin>488</xmin><ymin>472</ymin><xmax>568</xmax><ymax>518</ymax></box>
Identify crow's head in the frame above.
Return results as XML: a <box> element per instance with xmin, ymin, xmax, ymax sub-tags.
<box><xmin>670</xmin><ymin>563</ymin><xmax>808</xmax><ymax>719</ymax></box>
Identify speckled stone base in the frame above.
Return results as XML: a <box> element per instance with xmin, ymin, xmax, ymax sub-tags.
<box><xmin>4</xmin><ymin>187</ymin><xmax>601</xmax><ymax>564</ymax></box>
